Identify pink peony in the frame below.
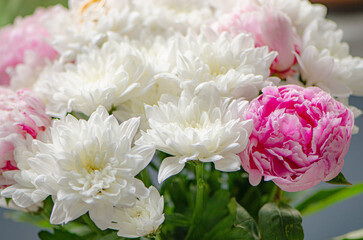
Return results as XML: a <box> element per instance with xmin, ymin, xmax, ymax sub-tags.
<box><xmin>0</xmin><ymin>87</ymin><xmax>51</xmax><ymax>187</ymax></box>
<box><xmin>239</xmin><ymin>85</ymin><xmax>354</xmax><ymax>192</ymax></box>
<box><xmin>0</xmin><ymin>7</ymin><xmax>60</xmax><ymax>86</ymax></box>
<box><xmin>217</xmin><ymin>4</ymin><xmax>302</xmax><ymax>78</ymax></box>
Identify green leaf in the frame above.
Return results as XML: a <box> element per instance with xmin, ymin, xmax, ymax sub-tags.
<box><xmin>203</xmin><ymin>198</ymin><xmax>260</xmax><ymax>240</ymax></box>
<box><xmin>0</xmin><ymin>0</ymin><xmax>68</xmax><ymax>27</ymax></box>
<box><xmin>5</xmin><ymin>198</ymin><xmax>11</xmax><ymax>206</ymax></box>
<box><xmin>258</xmin><ymin>202</ymin><xmax>304</xmax><ymax>240</ymax></box>
<box><xmin>165</xmin><ymin>213</ymin><xmax>190</xmax><ymax>227</ymax></box>
<box><xmin>38</xmin><ymin>229</ymin><xmax>82</xmax><ymax>240</ymax></box>
<box><xmin>295</xmin><ymin>183</ymin><xmax>363</xmax><ymax>216</ymax></box>
<box><xmin>69</xmin><ymin>111</ymin><xmax>89</xmax><ymax>120</ymax></box>
<box><xmin>5</xmin><ymin>211</ymin><xmax>53</xmax><ymax>229</ymax></box>
<box><xmin>326</xmin><ymin>172</ymin><xmax>352</xmax><ymax>185</ymax></box>
<box><xmin>98</xmin><ymin>231</ymin><xmax>120</xmax><ymax>240</ymax></box>
<box><xmin>205</xmin><ymin>216</ymin><xmax>237</xmax><ymax>240</ymax></box>
<box><xmin>333</xmin><ymin>228</ymin><xmax>363</xmax><ymax>240</ymax></box>
<box><xmin>228</xmin><ymin>198</ymin><xmax>260</xmax><ymax>240</ymax></box>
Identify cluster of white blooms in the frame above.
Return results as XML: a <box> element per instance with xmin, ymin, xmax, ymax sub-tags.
<box><xmin>1</xmin><ymin>0</ymin><xmax>363</xmax><ymax>237</ymax></box>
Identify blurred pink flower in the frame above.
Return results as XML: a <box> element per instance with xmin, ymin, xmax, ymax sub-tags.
<box><xmin>239</xmin><ymin>85</ymin><xmax>354</xmax><ymax>192</ymax></box>
<box><xmin>0</xmin><ymin>7</ymin><xmax>60</xmax><ymax>86</ymax></box>
<box><xmin>0</xmin><ymin>87</ymin><xmax>51</xmax><ymax>187</ymax></box>
<box><xmin>217</xmin><ymin>4</ymin><xmax>302</xmax><ymax>78</ymax></box>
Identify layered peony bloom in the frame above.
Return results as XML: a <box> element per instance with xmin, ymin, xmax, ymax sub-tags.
<box><xmin>2</xmin><ymin>106</ymin><xmax>155</xmax><ymax>229</ymax></box>
<box><xmin>137</xmin><ymin>83</ymin><xmax>253</xmax><ymax>183</ymax></box>
<box><xmin>110</xmin><ymin>186</ymin><xmax>165</xmax><ymax>238</ymax></box>
<box><xmin>216</xmin><ymin>4</ymin><xmax>302</xmax><ymax>78</ymax></box>
<box><xmin>239</xmin><ymin>85</ymin><xmax>354</xmax><ymax>192</ymax></box>
<box><xmin>0</xmin><ymin>6</ymin><xmax>64</xmax><ymax>88</ymax></box>
<box><xmin>0</xmin><ymin>88</ymin><xmax>51</xmax><ymax>188</ymax></box>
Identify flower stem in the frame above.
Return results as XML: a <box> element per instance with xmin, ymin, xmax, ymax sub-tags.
<box><xmin>269</xmin><ymin>184</ymin><xmax>283</xmax><ymax>202</ymax></box>
<box><xmin>154</xmin><ymin>234</ymin><xmax>162</xmax><ymax>240</ymax></box>
<box><xmin>185</xmin><ymin>162</ymin><xmax>204</xmax><ymax>240</ymax></box>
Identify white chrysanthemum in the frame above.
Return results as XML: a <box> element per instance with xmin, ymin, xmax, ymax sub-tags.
<box><xmin>302</xmin><ymin>18</ymin><xmax>349</xmax><ymax>59</ymax></box>
<box><xmin>113</xmin><ymin>74</ymin><xmax>182</xmax><ymax>131</ymax></box>
<box><xmin>137</xmin><ymin>83</ymin><xmax>253</xmax><ymax>183</ymax></box>
<box><xmin>333</xmin><ymin>56</ymin><xmax>363</xmax><ymax>97</ymax></box>
<box><xmin>52</xmin><ymin>0</ymin><xmax>142</xmax><ymax>59</ymax></box>
<box><xmin>133</xmin><ymin>0</ymin><xmax>214</xmax><ymax>37</ymax></box>
<box><xmin>291</xmin><ymin>45</ymin><xmax>351</xmax><ymax>98</ymax></box>
<box><xmin>111</xmin><ymin>36</ymin><xmax>182</xmax><ymax>129</ymax></box>
<box><xmin>36</xmin><ymin>40</ymin><xmax>155</xmax><ymax>117</ymax></box>
<box><xmin>5</xmin><ymin>106</ymin><xmax>155</xmax><ymax>229</ymax></box>
<box><xmin>110</xmin><ymin>186</ymin><xmax>165</xmax><ymax>238</ymax></box>
<box><xmin>160</xmin><ymin>29</ymin><xmax>278</xmax><ymax>101</ymax></box>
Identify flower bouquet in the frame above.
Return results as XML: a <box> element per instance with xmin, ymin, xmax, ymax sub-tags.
<box><xmin>0</xmin><ymin>0</ymin><xmax>363</xmax><ymax>239</ymax></box>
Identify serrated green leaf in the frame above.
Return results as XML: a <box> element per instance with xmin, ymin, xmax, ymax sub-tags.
<box><xmin>165</xmin><ymin>213</ymin><xmax>190</xmax><ymax>227</ymax></box>
<box><xmin>228</xmin><ymin>198</ymin><xmax>260</xmax><ymax>240</ymax></box>
<box><xmin>295</xmin><ymin>183</ymin><xmax>363</xmax><ymax>216</ymax></box>
<box><xmin>326</xmin><ymin>172</ymin><xmax>352</xmax><ymax>185</ymax></box>
<box><xmin>258</xmin><ymin>202</ymin><xmax>304</xmax><ymax>240</ymax></box>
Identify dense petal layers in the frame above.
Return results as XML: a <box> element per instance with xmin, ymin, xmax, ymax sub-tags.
<box><xmin>239</xmin><ymin>85</ymin><xmax>354</xmax><ymax>191</ymax></box>
<box><xmin>0</xmin><ymin>88</ymin><xmax>51</xmax><ymax>187</ymax></box>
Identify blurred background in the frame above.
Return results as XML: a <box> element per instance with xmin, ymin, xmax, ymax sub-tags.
<box><xmin>0</xmin><ymin>0</ymin><xmax>362</xmax><ymax>239</ymax></box>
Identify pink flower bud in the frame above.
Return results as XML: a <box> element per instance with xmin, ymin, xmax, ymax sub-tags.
<box><xmin>217</xmin><ymin>5</ymin><xmax>302</xmax><ymax>78</ymax></box>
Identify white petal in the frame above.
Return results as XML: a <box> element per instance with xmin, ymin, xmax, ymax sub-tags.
<box><xmin>89</xmin><ymin>204</ymin><xmax>114</xmax><ymax>230</ymax></box>
<box><xmin>213</xmin><ymin>154</ymin><xmax>241</xmax><ymax>172</ymax></box>
<box><xmin>158</xmin><ymin>157</ymin><xmax>185</xmax><ymax>184</ymax></box>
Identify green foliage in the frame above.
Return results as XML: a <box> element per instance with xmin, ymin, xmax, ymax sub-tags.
<box><xmin>258</xmin><ymin>202</ymin><xmax>304</xmax><ymax>240</ymax></box>
<box><xmin>229</xmin><ymin>198</ymin><xmax>260</xmax><ymax>240</ymax></box>
<box><xmin>296</xmin><ymin>183</ymin><xmax>363</xmax><ymax>216</ymax></box>
<box><xmin>0</xmin><ymin>0</ymin><xmax>68</xmax><ymax>27</ymax></box>
<box><xmin>39</xmin><ymin>229</ymin><xmax>83</xmax><ymax>240</ymax></box>
<box><xmin>165</xmin><ymin>213</ymin><xmax>190</xmax><ymax>227</ymax></box>
<box><xmin>6</xmin><ymin>210</ymin><xmax>53</xmax><ymax>229</ymax></box>
<box><xmin>326</xmin><ymin>172</ymin><xmax>352</xmax><ymax>185</ymax></box>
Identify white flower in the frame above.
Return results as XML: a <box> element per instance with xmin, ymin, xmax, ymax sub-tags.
<box><xmin>291</xmin><ymin>45</ymin><xmax>352</xmax><ymax>98</ymax></box>
<box><xmin>133</xmin><ymin>0</ymin><xmax>214</xmax><ymax>37</ymax></box>
<box><xmin>6</xmin><ymin>106</ymin><xmax>155</xmax><ymax>229</ymax></box>
<box><xmin>113</xmin><ymin>74</ymin><xmax>182</xmax><ymax>131</ymax></box>
<box><xmin>110</xmin><ymin>186</ymin><xmax>165</xmax><ymax>238</ymax></box>
<box><xmin>1</xmin><ymin>134</ymin><xmax>50</xmax><ymax>208</ymax></box>
<box><xmin>160</xmin><ymin>29</ymin><xmax>278</xmax><ymax>101</ymax></box>
<box><xmin>53</xmin><ymin>0</ymin><xmax>142</xmax><ymax>59</ymax></box>
<box><xmin>137</xmin><ymin>83</ymin><xmax>253</xmax><ymax>183</ymax></box>
<box><xmin>302</xmin><ymin>18</ymin><xmax>349</xmax><ymax>58</ymax></box>
<box><xmin>333</xmin><ymin>56</ymin><xmax>363</xmax><ymax>96</ymax></box>
<box><xmin>36</xmin><ymin>40</ymin><xmax>155</xmax><ymax>117</ymax></box>
<box><xmin>254</xmin><ymin>0</ymin><xmax>327</xmax><ymax>36</ymax></box>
